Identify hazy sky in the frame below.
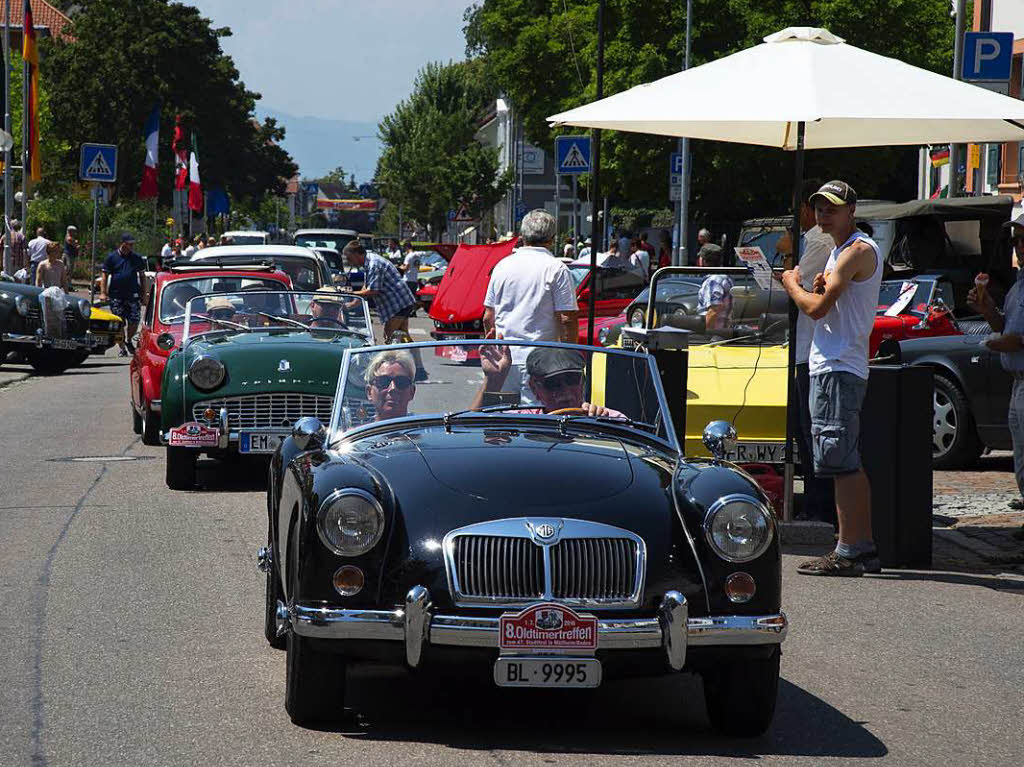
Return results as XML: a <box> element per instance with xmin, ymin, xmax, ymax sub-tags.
<box><xmin>191</xmin><ymin>0</ymin><xmax>471</xmax><ymax>124</ymax></box>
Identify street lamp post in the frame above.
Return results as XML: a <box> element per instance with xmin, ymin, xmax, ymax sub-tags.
<box><xmin>676</xmin><ymin>0</ymin><xmax>693</xmax><ymax>265</ymax></box>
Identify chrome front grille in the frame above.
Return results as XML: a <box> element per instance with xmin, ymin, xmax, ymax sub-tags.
<box><xmin>40</xmin><ymin>294</ymin><xmax>68</xmax><ymax>338</ymax></box>
<box><xmin>445</xmin><ymin>519</ymin><xmax>645</xmax><ymax>608</ymax></box>
<box><xmin>454</xmin><ymin>537</ymin><xmax>545</xmax><ymax>600</ymax></box>
<box><xmin>551</xmin><ymin>538</ymin><xmax>638</xmax><ymax>601</ymax></box>
<box><xmin>194</xmin><ymin>393</ymin><xmax>333</xmax><ymax>430</ymax></box>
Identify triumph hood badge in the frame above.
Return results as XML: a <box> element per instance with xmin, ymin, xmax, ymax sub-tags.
<box><xmin>278</xmin><ymin>359</ymin><xmax>291</xmax><ymax>373</ymax></box>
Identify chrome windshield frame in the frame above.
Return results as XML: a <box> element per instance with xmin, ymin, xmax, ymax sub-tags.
<box><xmin>181</xmin><ymin>289</ymin><xmax>373</xmax><ymax>345</ymax></box>
<box><xmin>327</xmin><ymin>339</ymin><xmax>681</xmax><ymax>455</ymax></box>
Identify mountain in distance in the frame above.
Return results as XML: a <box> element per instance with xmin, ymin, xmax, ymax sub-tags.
<box><xmin>257</xmin><ymin>107</ymin><xmax>381</xmax><ymax>183</ymax></box>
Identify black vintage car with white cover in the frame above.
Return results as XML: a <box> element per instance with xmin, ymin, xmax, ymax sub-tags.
<box><xmin>0</xmin><ymin>282</ymin><xmax>95</xmax><ymax>374</ymax></box>
<box><xmin>262</xmin><ymin>340</ymin><xmax>788</xmax><ymax>734</ymax></box>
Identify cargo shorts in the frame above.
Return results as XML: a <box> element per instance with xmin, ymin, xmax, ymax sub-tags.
<box><xmin>809</xmin><ymin>370</ymin><xmax>868</xmax><ymax>477</ymax></box>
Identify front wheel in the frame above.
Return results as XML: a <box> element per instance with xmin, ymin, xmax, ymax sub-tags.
<box><xmin>285</xmin><ymin>630</ymin><xmax>347</xmax><ymax>726</ymax></box>
<box><xmin>141</xmin><ymin>406</ymin><xmax>161</xmax><ymax>446</ymax></box>
<box><xmin>932</xmin><ymin>373</ymin><xmax>982</xmax><ymax>470</ymax></box>
<box><xmin>131</xmin><ymin>405</ymin><xmax>143</xmax><ymax>435</ymax></box>
<box><xmin>702</xmin><ymin>647</ymin><xmax>780</xmax><ymax>737</ymax></box>
<box><xmin>165</xmin><ymin>446</ymin><xmax>196</xmax><ymax>490</ymax></box>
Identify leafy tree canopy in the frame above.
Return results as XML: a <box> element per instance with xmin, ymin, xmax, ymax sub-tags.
<box><xmin>41</xmin><ymin>0</ymin><xmax>296</xmax><ymax>205</ymax></box>
<box><xmin>463</xmin><ymin>0</ymin><xmax>956</xmax><ymax>227</ymax></box>
<box><xmin>376</xmin><ymin>59</ymin><xmax>511</xmax><ymax>235</ymax></box>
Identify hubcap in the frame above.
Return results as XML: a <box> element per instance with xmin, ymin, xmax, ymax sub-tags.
<box><xmin>932</xmin><ymin>388</ymin><xmax>957</xmax><ymax>457</ymax></box>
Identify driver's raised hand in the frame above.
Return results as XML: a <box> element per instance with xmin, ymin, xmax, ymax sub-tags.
<box><xmin>479</xmin><ymin>343</ymin><xmax>512</xmax><ymax>385</ymax></box>
<box><xmin>580</xmin><ymin>401</ymin><xmax>614</xmax><ymax>417</ymax></box>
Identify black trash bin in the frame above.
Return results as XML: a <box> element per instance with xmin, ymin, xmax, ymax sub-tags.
<box><xmin>860</xmin><ymin>364</ymin><xmax>934</xmax><ymax>568</ymax></box>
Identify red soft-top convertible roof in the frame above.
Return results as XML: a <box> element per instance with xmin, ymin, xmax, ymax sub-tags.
<box><xmin>428</xmin><ymin>240</ymin><xmax>517</xmax><ymax>324</ymax></box>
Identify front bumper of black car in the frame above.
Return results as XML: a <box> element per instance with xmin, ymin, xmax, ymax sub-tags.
<box><xmin>281</xmin><ymin>586</ymin><xmax>787</xmax><ymax>672</ymax></box>
<box><xmin>2</xmin><ymin>330</ymin><xmax>98</xmax><ymax>351</ymax></box>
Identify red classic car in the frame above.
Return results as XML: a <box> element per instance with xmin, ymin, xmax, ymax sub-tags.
<box><xmin>430</xmin><ymin>243</ymin><xmax>647</xmax><ymax>358</ymax></box>
<box><xmin>870</xmin><ymin>274</ymin><xmax>962</xmax><ymax>358</ymax></box>
<box><xmin>129</xmin><ymin>264</ymin><xmax>292</xmax><ymax>444</ymax></box>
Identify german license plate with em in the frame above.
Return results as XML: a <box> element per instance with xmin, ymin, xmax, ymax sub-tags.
<box><xmin>494</xmin><ymin>657</ymin><xmax>601</xmax><ymax>688</ymax></box>
<box><xmin>239</xmin><ymin>432</ymin><xmax>282</xmax><ymax>453</ymax></box>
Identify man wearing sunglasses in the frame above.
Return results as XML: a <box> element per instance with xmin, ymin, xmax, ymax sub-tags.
<box><xmin>365</xmin><ymin>349</ymin><xmax>417</xmax><ymax>421</ymax></box>
<box><xmin>471</xmin><ymin>346</ymin><xmax>620</xmax><ymax>417</ymax></box>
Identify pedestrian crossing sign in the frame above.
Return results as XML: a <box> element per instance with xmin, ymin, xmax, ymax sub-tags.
<box><xmin>555</xmin><ymin>135</ymin><xmax>591</xmax><ymax>175</ymax></box>
<box><xmin>79</xmin><ymin>143</ymin><xmax>118</xmax><ymax>182</ymax></box>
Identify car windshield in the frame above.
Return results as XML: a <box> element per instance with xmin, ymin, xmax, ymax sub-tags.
<box><xmin>877</xmin><ymin>278</ymin><xmax>934</xmax><ymax>315</ymax></box>
<box><xmin>181</xmin><ymin>290</ymin><xmax>371</xmax><ymax>342</ymax></box>
<box><xmin>295</xmin><ymin>233</ymin><xmax>356</xmax><ymax>251</ymax></box>
<box><xmin>159</xmin><ymin>276</ymin><xmax>287</xmax><ymax>323</ymax></box>
<box><xmin>330</xmin><ymin>340</ymin><xmax>675</xmax><ymax>446</ymax></box>
<box><xmin>738</xmin><ymin>225</ymin><xmax>788</xmax><ymax>266</ymax></box>
<box><xmin>192</xmin><ymin>254</ymin><xmax>324</xmax><ymax>290</ymax></box>
<box><xmin>226</xmin><ymin>235</ymin><xmax>265</xmax><ymax>245</ymax></box>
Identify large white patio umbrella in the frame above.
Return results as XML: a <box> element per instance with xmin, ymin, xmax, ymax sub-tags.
<box><xmin>549</xmin><ymin>26</ymin><xmax>1024</xmax><ymax>516</ymax></box>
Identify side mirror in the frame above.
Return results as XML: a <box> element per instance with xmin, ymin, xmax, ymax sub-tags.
<box><xmin>156</xmin><ymin>332</ymin><xmax>176</xmax><ymax>351</ymax></box>
<box><xmin>292</xmin><ymin>417</ymin><xmax>326</xmax><ymax>451</ymax></box>
<box><xmin>702</xmin><ymin>420</ymin><xmax>737</xmax><ymax>461</ymax></box>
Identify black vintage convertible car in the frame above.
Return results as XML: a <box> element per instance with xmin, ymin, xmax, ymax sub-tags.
<box><xmin>0</xmin><ymin>281</ymin><xmax>95</xmax><ymax>374</ymax></box>
<box><xmin>261</xmin><ymin>339</ymin><xmax>788</xmax><ymax>734</ymax></box>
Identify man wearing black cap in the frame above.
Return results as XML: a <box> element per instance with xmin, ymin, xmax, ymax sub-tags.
<box><xmin>780</xmin><ymin>180</ymin><xmax>883</xmax><ymax>576</ymax></box>
<box><xmin>100</xmin><ymin>232</ymin><xmax>147</xmax><ymax>356</ymax></box>
<box><xmin>471</xmin><ymin>345</ymin><xmax>619</xmax><ymax>416</ymax></box>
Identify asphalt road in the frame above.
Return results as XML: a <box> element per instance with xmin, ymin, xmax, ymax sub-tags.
<box><xmin>1</xmin><ymin>334</ymin><xmax>1023</xmax><ymax>766</ymax></box>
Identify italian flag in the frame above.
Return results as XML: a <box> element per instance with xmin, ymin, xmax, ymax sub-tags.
<box><xmin>138</xmin><ymin>103</ymin><xmax>160</xmax><ymax>198</ymax></box>
<box><xmin>188</xmin><ymin>131</ymin><xmax>203</xmax><ymax>213</ymax></box>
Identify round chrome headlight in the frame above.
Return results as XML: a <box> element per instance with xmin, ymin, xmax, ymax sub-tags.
<box><xmin>77</xmin><ymin>299</ymin><xmax>91</xmax><ymax>319</ymax></box>
<box><xmin>317</xmin><ymin>489</ymin><xmax>385</xmax><ymax>556</ymax></box>
<box><xmin>187</xmin><ymin>356</ymin><xmax>226</xmax><ymax>391</ymax></box>
<box><xmin>704</xmin><ymin>494</ymin><xmax>774</xmax><ymax>563</ymax></box>
<box><xmin>15</xmin><ymin>295</ymin><xmax>30</xmax><ymax>316</ymax></box>
<box><xmin>597</xmin><ymin>327</ymin><xmax>610</xmax><ymax>346</ymax></box>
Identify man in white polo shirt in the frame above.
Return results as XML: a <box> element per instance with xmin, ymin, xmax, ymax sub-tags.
<box><xmin>484</xmin><ymin>209</ymin><xmax>578</xmax><ymax>361</ymax></box>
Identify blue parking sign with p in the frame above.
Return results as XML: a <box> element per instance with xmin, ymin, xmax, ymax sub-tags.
<box><xmin>79</xmin><ymin>143</ymin><xmax>117</xmax><ymax>182</ymax></box>
<box><xmin>962</xmin><ymin>32</ymin><xmax>1013</xmax><ymax>81</ymax></box>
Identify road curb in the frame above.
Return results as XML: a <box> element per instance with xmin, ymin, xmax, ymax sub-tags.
<box><xmin>934</xmin><ymin>527</ymin><xmax>1024</xmax><ymax>566</ymax></box>
<box><xmin>0</xmin><ymin>370</ymin><xmax>32</xmax><ymax>390</ymax></box>
<box><xmin>778</xmin><ymin>520</ymin><xmax>835</xmax><ymax>546</ymax></box>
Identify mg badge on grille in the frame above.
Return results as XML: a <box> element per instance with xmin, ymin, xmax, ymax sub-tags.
<box><xmin>535</xmin><ymin>524</ymin><xmax>556</xmax><ymax>540</ymax></box>
<box><xmin>278</xmin><ymin>359</ymin><xmax>291</xmax><ymax>373</ymax></box>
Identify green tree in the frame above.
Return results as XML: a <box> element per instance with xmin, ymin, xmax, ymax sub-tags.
<box><xmin>463</xmin><ymin>0</ymin><xmax>956</xmax><ymax>225</ymax></box>
<box><xmin>376</xmin><ymin>60</ymin><xmax>511</xmax><ymax>235</ymax></box>
<box><xmin>40</xmin><ymin>0</ymin><xmax>296</xmax><ymax>206</ymax></box>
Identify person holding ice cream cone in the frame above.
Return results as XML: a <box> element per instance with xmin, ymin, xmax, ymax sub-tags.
<box><xmin>970</xmin><ymin>217</ymin><xmax>1024</xmax><ymax>511</ymax></box>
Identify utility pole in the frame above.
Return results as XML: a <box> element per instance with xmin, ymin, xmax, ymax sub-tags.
<box><xmin>949</xmin><ymin>0</ymin><xmax>966</xmax><ymax>197</ymax></box>
<box><xmin>676</xmin><ymin>0</ymin><xmax>693</xmax><ymax>265</ymax></box>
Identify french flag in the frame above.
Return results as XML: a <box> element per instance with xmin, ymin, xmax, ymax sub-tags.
<box><xmin>139</xmin><ymin>103</ymin><xmax>160</xmax><ymax>198</ymax></box>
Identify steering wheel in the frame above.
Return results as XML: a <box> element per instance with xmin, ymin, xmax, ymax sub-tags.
<box><xmin>548</xmin><ymin>407</ymin><xmax>589</xmax><ymax>416</ymax></box>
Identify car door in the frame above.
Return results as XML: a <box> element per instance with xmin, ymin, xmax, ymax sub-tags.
<box><xmin>585</xmin><ymin>269</ymin><xmax>647</xmax><ymax>317</ymax></box>
<box><xmin>981</xmin><ymin>344</ymin><xmax>1013</xmax><ymax>448</ymax></box>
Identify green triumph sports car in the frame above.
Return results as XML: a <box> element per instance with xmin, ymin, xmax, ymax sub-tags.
<box><xmin>160</xmin><ymin>289</ymin><xmax>374</xmax><ymax>490</ymax></box>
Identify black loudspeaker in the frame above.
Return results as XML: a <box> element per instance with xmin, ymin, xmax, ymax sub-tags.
<box><xmin>860</xmin><ymin>365</ymin><xmax>934</xmax><ymax>568</ymax></box>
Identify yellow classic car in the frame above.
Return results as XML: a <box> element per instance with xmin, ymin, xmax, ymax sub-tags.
<box><xmin>73</xmin><ymin>305</ymin><xmax>124</xmax><ymax>364</ymax></box>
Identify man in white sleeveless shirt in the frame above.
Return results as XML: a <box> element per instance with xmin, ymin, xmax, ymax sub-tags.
<box><xmin>780</xmin><ymin>181</ymin><xmax>883</xmax><ymax>576</ymax></box>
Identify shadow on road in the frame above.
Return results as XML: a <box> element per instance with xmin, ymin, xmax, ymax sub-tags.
<box><xmin>309</xmin><ymin>667</ymin><xmax>887</xmax><ymax>758</ymax></box>
<box><xmin>193</xmin><ymin>456</ymin><xmax>269</xmax><ymax>492</ymax></box>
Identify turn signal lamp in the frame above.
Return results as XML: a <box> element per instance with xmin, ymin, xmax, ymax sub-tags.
<box><xmin>333</xmin><ymin>565</ymin><xmax>365</xmax><ymax>596</ymax></box>
<box><xmin>203</xmin><ymin>408</ymin><xmax>217</xmax><ymax>422</ymax></box>
<box><xmin>724</xmin><ymin>572</ymin><xmax>756</xmax><ymax>604</ymax></box>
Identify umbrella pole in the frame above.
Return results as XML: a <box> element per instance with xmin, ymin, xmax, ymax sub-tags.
<box><xmin>586</xmin><ymin>0</ymin><xmax>606</xmax><ymax>346</ymax></box>
<box><xmin>783</xmin><ymin>121</ymin><xmax>805</xmax><ymax>522</ymax></box>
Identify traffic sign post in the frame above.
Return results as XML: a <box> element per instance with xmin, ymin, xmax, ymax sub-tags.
<box><xmin>669</xmin><ymin>151</ymin><xmax>683</xmax><ymax>202</ymax></box>
<box><xmin>79</xmin><ymin>143</ymin><xmax>117</xmax><ymax>304</ymax></box>
<box><xmin>79</xmin><ymin>143</ymin><xmax>118</xmax><ymax>183</ymax></box>
<box><xmin>555</xmin><ymin>136</ymin><xmax>591</xmax><ymax>175</ymax></box>
<box><xmin>962</xmin><ymin>32</ymin><xmax>1013</xmax><ymax>81</ymax></box>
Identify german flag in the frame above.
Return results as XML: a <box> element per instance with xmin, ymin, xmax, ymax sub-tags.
<box><xmin>23</xmin><ymin>0</ymin><xmax>40</xmax><ymax>182</ymax></box>
<box><xmin>929</xmin><ymin>147</ymin><xmax>950</xmax><ymax>168</ymax></box>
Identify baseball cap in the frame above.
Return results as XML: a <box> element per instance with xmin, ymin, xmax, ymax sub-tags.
<box><xmin>809</xmin><ymin>180</ymin><xmax>858</xmax><ymax>207</ymax></box>
<box><xmin>525</xmin><ymin>348</ymin><xmax>585</xmax><ymax>379</ymax></box>
<box><xmin>205</xmin><ymin>296</ymin><xmax>234</xmax><ymax>312</ymax></box>
<box><xmin>1002</xmin><ymin>213</ymin><xmax>1024</xmax><ymax>230</ymax></box>
<box><xmin>120</xmin><ymin>231</ymin><xmax>136</xmax><ymax>243</ymax></box>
